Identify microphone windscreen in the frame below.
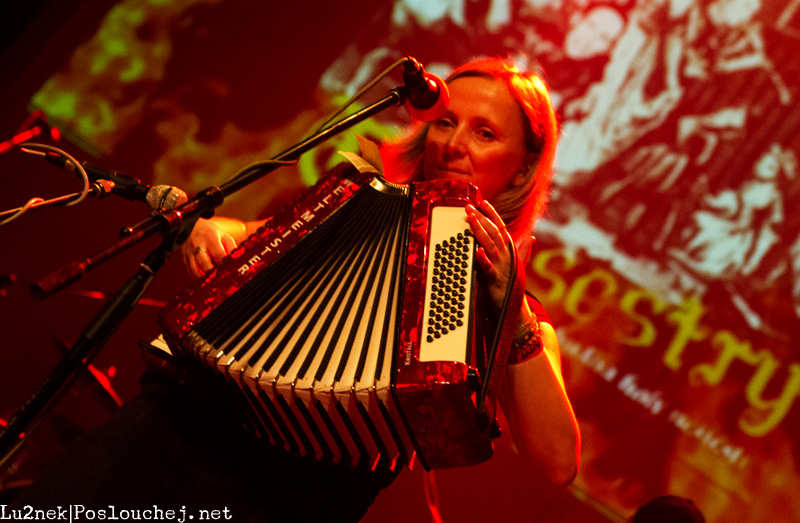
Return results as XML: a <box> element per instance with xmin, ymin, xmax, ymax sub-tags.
<box><xmin>404</xmin><ymin>74</ymin><xmax>450</xmax><ymax>122</ymax></box>
<box><xmin>147</xmin><ymin>185</ymin><xmax>188</xmax><ymax>210</ymax></box>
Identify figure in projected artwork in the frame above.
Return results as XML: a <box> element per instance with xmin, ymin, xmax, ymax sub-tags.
<box><xmin>669</xmin><ymin>143</ymin><xmax>796</xmax><ymax>290</ymax></box>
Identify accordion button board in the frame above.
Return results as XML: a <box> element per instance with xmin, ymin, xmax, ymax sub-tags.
<box><xmin>420</xmin><ymin>206</ymin><xmax>474</xmax><ymax>363</ymax></box>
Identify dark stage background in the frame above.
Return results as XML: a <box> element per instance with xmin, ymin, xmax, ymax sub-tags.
<box><xmin>1</xmin><ymin>1</ymin><xmax>799</xmax><ymax>521</ymax></box>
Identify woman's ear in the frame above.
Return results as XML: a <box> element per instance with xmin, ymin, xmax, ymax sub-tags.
<box><xmin>512</xmin><ymin>152</ymin><xmax>539</xmax><ymax>187</ymax></box>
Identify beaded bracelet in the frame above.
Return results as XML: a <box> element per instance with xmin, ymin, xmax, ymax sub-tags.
<box><xmin>508</xmin><ymin>316</ymin><xmax>543</xmax><ymax>364</ymax></box>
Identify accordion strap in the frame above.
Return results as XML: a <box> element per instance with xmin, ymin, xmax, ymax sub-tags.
<box><xmin>476</xmin><ymin>240</ymin><xmax>526</xmax><ymax>437</ymax></box>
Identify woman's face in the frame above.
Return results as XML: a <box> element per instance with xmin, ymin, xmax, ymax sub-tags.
<box><xmin>423</xmin><ymin>76</ymin><xmax>532</xmax><ymax>202</ymax></box>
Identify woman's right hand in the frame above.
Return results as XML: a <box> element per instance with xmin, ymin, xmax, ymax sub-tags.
<box><xmin>181</xmin><ymin>217</ymin><xmax>241</xmax><ymax>279</ymax></box>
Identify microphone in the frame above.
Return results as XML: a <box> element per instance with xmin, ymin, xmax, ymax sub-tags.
<box><xmin>38</xmin><ymin>152</ymin><xmax>188</xmax><ymax>210</ymax></box>
<box><xmin>402</xmin><ymin>57</ymin><xmax>449</xmax><ymax>122</ymax></box>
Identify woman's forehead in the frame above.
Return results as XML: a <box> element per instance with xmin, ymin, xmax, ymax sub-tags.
<box><xmin>447</xmin><ymin>76</ymin><xmax>526</xmax><ymax>131</ymax></box>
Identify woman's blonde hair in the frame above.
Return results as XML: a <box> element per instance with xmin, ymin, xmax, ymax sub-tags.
<box><xmin>382</xmin><ymin>57</ymin><xmax>559</xmax><ymax>241</ymax></box>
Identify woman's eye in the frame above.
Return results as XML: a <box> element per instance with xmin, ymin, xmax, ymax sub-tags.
<box><xmin>435</xmin><ymin>118</ymin><xmax>455</xmax><ymax>129</ymax></box>
<box><xmin>477</xmin><ymin>128</ymin><xmax>496</xmax><ymax>140</ymax></box>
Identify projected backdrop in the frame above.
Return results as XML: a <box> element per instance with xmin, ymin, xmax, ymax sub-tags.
<box><xmin>27</xmin><ymin>0</ymin><xmax>800</xmax><ymax>521</ymax></box>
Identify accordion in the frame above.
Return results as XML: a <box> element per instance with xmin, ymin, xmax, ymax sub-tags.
<box><xmin>158</xmin><ymin>164</ymin><xmax>513</xmax><ymax>472</ymax></box>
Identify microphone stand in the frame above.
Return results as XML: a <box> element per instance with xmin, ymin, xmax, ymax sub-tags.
<box><xmin>0</xmin><ymin>85</ymin><xmax>412</xmax><ymax>466</ymax></box>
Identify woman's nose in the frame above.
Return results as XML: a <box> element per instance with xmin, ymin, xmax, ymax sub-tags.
<box><xmin>443</xmin><ymin>126</ymin><xmax>467</xmax><ymax>157</ymax></box>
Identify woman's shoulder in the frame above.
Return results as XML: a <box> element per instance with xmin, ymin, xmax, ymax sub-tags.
<box><xmin>525</xmin><ymin>291</ymin><xmax>551</xmax><ymax>324</ymax></box>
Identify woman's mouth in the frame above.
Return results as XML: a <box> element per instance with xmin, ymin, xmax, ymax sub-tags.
<box><xmin>436</xmin><ymin>166</ymin><xmax>469</xmax><ymax>176</ymax></box>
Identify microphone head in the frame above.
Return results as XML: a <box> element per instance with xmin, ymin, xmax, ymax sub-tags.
<box><xmin>404</xmin><ymin>73</ymin><xmax>449</xmax><ymax>122</ymax></box>
<box><xmin>147</xmin><ymin>185</ymin><xmax>188</xmax><ymax>210</ymax></box>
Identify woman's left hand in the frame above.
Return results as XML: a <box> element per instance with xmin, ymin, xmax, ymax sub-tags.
<box><xmin>465</xmin><ymin>200</ymin><xmax>530</xmax><ymax>309</ymax></box>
